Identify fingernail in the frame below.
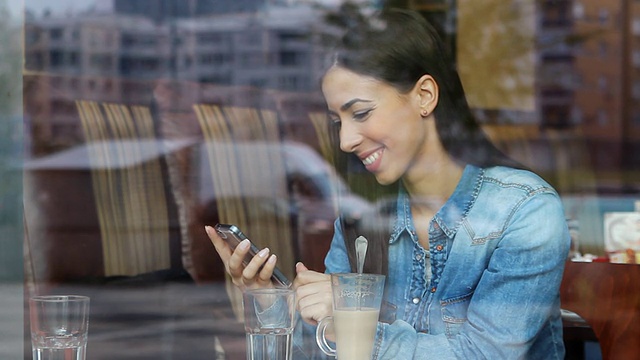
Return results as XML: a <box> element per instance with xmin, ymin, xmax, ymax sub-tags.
<box><xmin>268</xmin><ymin>254</ymin><xmax>277</xmax><ymax>264</ymax></box>
<box><xmin>239</xmin><ymin>239</ymin><xmax>250</xmax><ymax>250</ymax></box>
<box><xmin>204</xmin><ymin>226</ymin><xmax>212</xmax><ymax>235</ymax></box>
<box><xmin>258</xmin><ymin>248</ymin><xmax>270</xmax><ymax>258</ymax></box>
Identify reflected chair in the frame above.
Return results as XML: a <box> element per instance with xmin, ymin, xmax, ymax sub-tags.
<box><xmin>308</xmin><ymin>112</ymin><xmax>336</xmax><ymax>168</ymax></box>
<box><xmin>308</xmin><ymin>111</ymin><xmax>339</xmax><ymax>212</ymax></box>
<box><xmin>193</xmin><ymin>104</ymin><xmax>295</xmax><ymax>319</ymax></box>
<box><xmin>75</xmin><ymin>100</ymin><xmax>172</xmax><ymax>277</ymax></box>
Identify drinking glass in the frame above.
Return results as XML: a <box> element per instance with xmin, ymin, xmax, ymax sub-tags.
<box><xmin>29</xmin><ymin>295</ymin><xmax>90</xmax><ymax>360</ymax></box>
<box><xmin>243</xmin><ymin>288</ymin><xmax>295</xmax><ymax>360</ymax></box>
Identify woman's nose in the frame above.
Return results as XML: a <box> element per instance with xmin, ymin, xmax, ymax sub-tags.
<box><xmin>339</xmin><ymin>121</ymin><xmax>361</xmax><ymax>153</ymax></box>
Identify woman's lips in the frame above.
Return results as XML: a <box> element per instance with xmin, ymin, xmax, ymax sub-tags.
<box><xmin>361</xmin><ymin>148</ymin><xmax>383</xmax><ymax>172</ymax></box>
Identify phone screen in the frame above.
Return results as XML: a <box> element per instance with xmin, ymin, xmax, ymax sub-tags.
<box><xmin>214</xmin><ymin>223</ymin><xmax>291</xmax><ymax>288</ymax></box>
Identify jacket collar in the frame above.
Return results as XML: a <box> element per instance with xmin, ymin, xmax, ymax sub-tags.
<box><xmin>390</xmin><ymin>164</ymin><xmax>484</xmax><ymax>243</ymax></box>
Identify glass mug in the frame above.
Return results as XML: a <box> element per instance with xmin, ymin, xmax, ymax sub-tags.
<box><xmin>315</xmin><ymin>273</ymin><xmax>385</xmax><ymax>359</ymax></box>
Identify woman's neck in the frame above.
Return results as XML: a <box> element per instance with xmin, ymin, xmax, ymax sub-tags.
<box><xmin>403</xmin><ymin>157</ymin><xmax>465</xmax><ymax>212</ymax></box>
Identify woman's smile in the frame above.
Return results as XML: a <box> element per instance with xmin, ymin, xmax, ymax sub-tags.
<box><xmin>360</xmin><ymin>148</ymin><xmax>384</xmax><ymax>172</ymax></box>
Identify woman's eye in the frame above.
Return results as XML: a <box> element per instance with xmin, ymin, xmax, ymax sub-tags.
<box><xmin>353</xmin><ymin>109</ymin><xmax>373</xmax><ymax>121</ymax></box>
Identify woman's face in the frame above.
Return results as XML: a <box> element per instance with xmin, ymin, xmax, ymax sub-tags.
<box><xmin>322</xmin><ymin>66</ymin><xmax>429</xmax><ymax>185</ymax></box>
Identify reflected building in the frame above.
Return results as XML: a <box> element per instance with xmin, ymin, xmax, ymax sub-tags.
<box><xmin>571</xmin><ymin>0</ymin><xmax>640</xmax><ymax>182</ymax></box>
<box><xmin>173</xmin><ymin>7</ymin><xmax>325</xmax><ymax>90</ymax></box>
<box><xmin>114</xmin><ymin>0</ymin><xmax>288</xmax><ymax>21</ymax></box>
<box><xmin>23</xmin><ymin>0</ymin><xmax>640</xmax><ymax>188</ymax></box>
<box><xmin>25</xmin><ymin>1</ymin><xmax>325</xmax><ymax>89</ymax></box>
<box><xmin>24</xmin><ymin>1</ymin><xmax>328</xmax><ymax>154</ymax></box>
<box><xmin>538</xmin><ymin>0</ymin><xmax>575</xmax><ymax>130</ymax></box>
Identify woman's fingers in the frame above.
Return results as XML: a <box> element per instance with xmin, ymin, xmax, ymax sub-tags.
<box><xmin>242</xmin><ymin>247</ymin><xmax>270</xmax><ymax>283</ymax></box>
<box><xmin>257</xmin><ymin>254</ymin><xmax>278</xmax><ymax>284</ymax></box>
<box><xmin>293</xmin><ymin>264</ymin><xmax>333</xmax><ymax>325</ymax></box>
<box><xmin>296</xmin><ymin>262</ymin><xmax>309</xmax><ymax>272</ymax></box>
<box><xmin>225</xmin><ymin>238</ymin><xmax>250</xmax><ymax>277</ymax></box>
<box><xmin>293</xmin><ymin>266</ymin><xmax>330</xmax><ymax>288</ymax></box>
<box><xmin>204</xmin><ymin>226</ymin><xmax>232</xmax><ymax>263</ymax></box>
<box><xmin>296</xmin><ymin>280</ymin><xmax>333</xmax><ymax>309</ymax></box>
<box><xmin>205</xmin><ymin>226</ymin><xmax>275</xmax><ymax>289</ymax></box>
<box><xmin>296</xmin><ymin>287</ymin><xmax>333</xmax><ymax>326</ymax></box>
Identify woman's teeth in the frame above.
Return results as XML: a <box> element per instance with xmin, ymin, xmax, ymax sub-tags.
<box><xmin>363</xmin><ymin>151</ymin><xmax>380</xmax><ymax>165</ymax></box>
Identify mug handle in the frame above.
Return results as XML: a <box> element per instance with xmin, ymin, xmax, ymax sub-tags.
<box><xmin>315</xmin><ymin>316</ymin><xmax>336</xmax><ymax>357</ymax></box>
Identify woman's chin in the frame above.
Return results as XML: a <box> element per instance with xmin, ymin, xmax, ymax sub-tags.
<box><xmin>373</xmin><ymin>172</ymin><xmax>397</xmax><ymax>186</ymax></box>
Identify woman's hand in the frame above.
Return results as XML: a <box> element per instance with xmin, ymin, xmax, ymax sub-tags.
<box><xmin>205</xmin><ymin>226</ymin><xmax>278</xmax><ymax>291</ymax></box>
<box><xmin>293</xmin><ymin>262</ymin><xmax>333</xmax><ymax>326</ymax></box>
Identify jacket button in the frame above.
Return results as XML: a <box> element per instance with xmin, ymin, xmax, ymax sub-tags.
<box><xmin>435</xmin><ymin>245</ymin><xmax>443</xmax><ymax>251</ymax></box>
<box><xmin>431</xmin><ymin>287</ymin><xmax>437</xmax><ymax>293</ymax></box>
<box><xmin>412</xmin><ymin>297</ymin><xmax>420</xmax><ymax>304</ymax></box>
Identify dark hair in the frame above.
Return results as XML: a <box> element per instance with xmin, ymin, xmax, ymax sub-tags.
<box><xmin>328</xmin><ymin>8</ymin><xmax>521</xmax><ymax>169</ymax></box>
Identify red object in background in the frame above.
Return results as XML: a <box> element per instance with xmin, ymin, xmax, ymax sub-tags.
<box><xmin>560</xmin><ymin>261</ymin><xmax>640</xmax><ymax>360</ymax></box>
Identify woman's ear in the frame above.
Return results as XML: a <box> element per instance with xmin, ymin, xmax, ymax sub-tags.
<box><xmin>415</xmin><ymin>74</ymin><xmax>438</xmax><ymax>117</ymax></box>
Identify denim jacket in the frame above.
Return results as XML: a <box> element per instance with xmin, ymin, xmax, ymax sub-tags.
<box><xmin>296</xmin><ymin>165</ymin><xmax>570</xmax><ymax>360</ymax></box>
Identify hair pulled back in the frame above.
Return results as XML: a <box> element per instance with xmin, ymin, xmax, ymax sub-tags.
<box><xmin>329</xmin><ymin>8</ymin><xmax>519</xmax><ymax>168</ymax></box>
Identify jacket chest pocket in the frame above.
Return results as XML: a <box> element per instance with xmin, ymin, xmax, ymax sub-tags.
<box><xmin>441</xmin><ymin>293</ymin><xmax>472</xmax><ymax>338</ymax></box>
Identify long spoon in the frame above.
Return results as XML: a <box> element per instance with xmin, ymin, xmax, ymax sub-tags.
<box><xmin>355</xmin><ymin>236</ymin><xmax>368</xmax><ymax>274</ymax></box>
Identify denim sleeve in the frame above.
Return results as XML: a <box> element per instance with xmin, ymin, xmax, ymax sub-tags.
<box><xmin>373</xmin><ymin>192</ymin><xmax>570</xmax><ymax>360</ymax></box>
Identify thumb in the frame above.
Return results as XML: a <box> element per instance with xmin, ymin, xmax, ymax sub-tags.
<box><xmin>296</xmin><ymin>262</ymin><xmax>309</xmax><ymax>273</ymax></box>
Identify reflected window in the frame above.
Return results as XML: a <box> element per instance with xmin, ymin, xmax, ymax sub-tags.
<box><xmin>573</xmin><ymin>2</ymin><xmax>585</xmax><ymax>20</ymax></box>
<box><xmin>633</xmin><ymin>112</ymin><xmax>640</xmax><ymax>127</ymax></box>
<box><xmin>598</xmin><ymin>8</ymin><xmax>609</xmax><ymax>24</ymax></box>
<box><xmin>599</xmin><ymin>41</ymin><xmax>608</xmax><ymax>58</ymax></box>
<box><xmin>69</xmin><ymin>51</ymin><xmax>79</xmax><ymax>67</ymax></box>
<box><xmin>242</xmin><ymin>31</ymin><xmax>262</xmax><ymax>46</ymax></box>
<box><xmin>597</xmin><ymin>109</ymin><xmax>608</xmax><ymax>126</ymax></box>
<box><xmin>541</xmin><ymin>0</ymin><xmax>572</xmax><ymax>26</ymax></box>
<box><xmin>25</xmin><ymin>29</ymin><xmax>40</xmax><ymax>45</ymax></box>
<box><xmin>50</xmin><ymin>27</ymin><xmax>63</xmax><ymax>40</ymax></box>
<box><xmin>90</xmin><ymin>54</ymin><xmax>113</xmax><ymax>72</ymax></box>
<box><xmin>633</xmin><ymin>81</ymin><xmax>640</xmax><ymax>99</ymax></box>
<box><xmin>279</xmin><ymin>32</ymin><xmax>305</xmax><ymax>43</ymax></box>
<box><xmin>571</xmin><ymin>106</ymin><xmax>583</xmax><ymax>124</ymax></box>
<box><xmin>598</xmin><ymin>75</ymin><xmax>608</xmax><ymax>91</ymax></box>
<box><xmin>49</xmin><ymin>50</ymin><xmax>64</xmax><ymax>68</ymax></box>
<box><xmin>280</xmin><ymin>51</ymin><xmax>302</xmax><ymax>66</ymax></box>
<box><xmin>634</xmin><ymin>18</ymin><xmax>640</xmax><ymax>35</ymax></box>
<box><xmin>197</xmin><ymin>33</ymin><xmax>223</xmax><ymax>45</ymax></box>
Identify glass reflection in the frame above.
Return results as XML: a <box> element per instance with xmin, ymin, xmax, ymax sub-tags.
<box><xmin>20</xmin><ymin>0</ymin><xmax>639</xmax><ymax>358</ymax></box>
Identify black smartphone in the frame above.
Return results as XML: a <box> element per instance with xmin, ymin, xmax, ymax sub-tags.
<box><xmin>214</xmin><ymin>223</ymin><xmax>291</xmax><ymax>288</ymax></box>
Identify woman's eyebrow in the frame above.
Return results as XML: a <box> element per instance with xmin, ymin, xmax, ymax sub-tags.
<box><xmin>341</xmin><ymin>98</ymin><xmax>373</xmax><ymax>111</ymax></box>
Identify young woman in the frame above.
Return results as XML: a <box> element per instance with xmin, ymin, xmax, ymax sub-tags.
<box><xmin>206</xmin><ymin>8</ymin><xmax>570</xmax><ymax>359</ymax></box>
